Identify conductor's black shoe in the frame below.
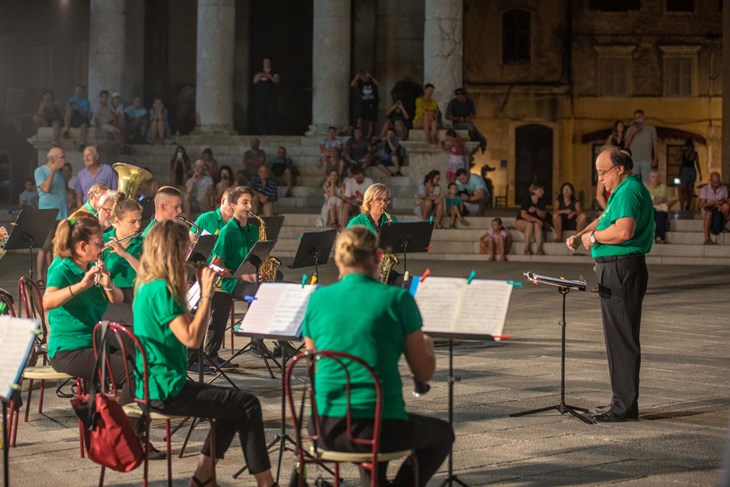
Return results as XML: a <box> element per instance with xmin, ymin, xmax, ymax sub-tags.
<box><xmin>592</xmin><ymin>411</ymin><xmax>638</xmax><ymax>422</ymax></box>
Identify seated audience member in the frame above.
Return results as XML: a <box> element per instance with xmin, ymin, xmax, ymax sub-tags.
<box><xmin>320</xmin><ymin>170</ymin><xmax>345</xmax><ymax>230</ymax></box>
<box><xmin>454</xmin><ymin>168</ymin><xmax>488</xmax><ymax>216</ymax></box>
<box><xmin>515</xmin><ymin>184</ymin><xmax>548</xmax><ymax>255</ymax></box>
<box><xmin>699</xmin><ymin>172</ymin><xmax>729</xmax><ymax>244</ymax></box>
<box><xmin>184</xmin><ymin>159</ymin><xmax>214</xmax><ymax>218</ymax></box>
<box><xmin>319</xmin><ymin>126</ymin><xmax>343</xmax><ymax>170</ymax></box>
<box><xmin>480</xmin><ymin>217</ymin><xmax>511</xmax><ymax>262</ymax></box>
<box><xmin>63</xmin><ymin>84</ymin><xmax>90</xmax><ymax>149</ymax></box>
<box><xmin>77</xmin><ymin>183</ymin><xmax>110</xmax><ymax>217</ymax></box>
<box><xmin>445</xmin><ymin>182</ymin><xmax>468</xmax><ymax>228</ymax></box>
<box><xmin>413</xmin><ymin>83</ymin><xmax>439</xmax><ymax>145</ymax></box>
<box><xmin>344</xmin><ymin>127</ymin><xmax>373</xmax><ymax>169</ymax></box>
<box><xmin>644</xmin><ymin>170</ymin><xmax>669</xmax><ymax>244</ymax></box>
<box><xmin>19</xmin><ymin>178</ymin><xmax>38</xmax><ymax>209</ymax></box>
<box><xmin>91</xmin><ymin>90</ymin><xmax>123</xmax><ymax>145</ymax></box>
<box><xmin>110</xmin><ymin>93</ymin><xmax>125</xmax><ymax>139</ymax></box>
<box><xmin>380</xmin><ymin>99</ymin><xmax>410</xmax><ymax>140</ymax></box>
<box><xmin>243</xmin><ymin>138</ymin><xmax>267</xmax><ymax>181</ymax></box>
<box><xmin>215</xmin><ymin>165</ymin><xmax>234</xmax><ymax>203</ymax></box>
<box><xmin>123</xmin><ymin>95</ymin><xmax>149</xmax><ymax>144</ymax></box>
<box><xmin>200</xmin><ymin>148</ymin><xmax>219</xmax><ymax>182</ymax></box>
<box><xmin>234</xmin><ymin>169</ymin><xmax>249</xmax><ymax>187</ymax></box>
<box><xmin>340</xmin><ymin>165</ymin><xmax>373</xmax><ymax>225</ymax></box>
<box><xmin>147</xmin><ymin>97</ymin><xmax>170</xmax><ymax>145</ymax></box>
<box><xmin>302</xmin><ymin>226</ymin><xmax>453</xmax><ymax>486</ymax></box>
<box><xmin>266</xmin><ymin>146</ymin><xmax>298</xmax><ymax>197</ymax></box>
<box><xmin>324</xmin><ymin>147</ymin><xmax>347</xmax><ymax>180</ymax></box>
<box><xmin>442</xmin><ymin>129</ymin><xmax>465</xmax><ymax>183</ymax></box>
<box><xmin>251</xmin><ymin>165</ymin><xmax>278</xmax><ymax>216</ymax></box>
<box><xmin>133</xmin><ymin>220</ymin><xmax>276</xmax><ymax>487</ymax></box>
<box><xmin>415</xmin><ymin>170</ymin><xmax>444</xmax><ymax>228</ymax></box>
<box><xmin>552</xmin><ymin>182</ymin><xmax>587</xmax><ymax>242</ymax></box>
<box><xmin>170</xmin><ymin>145</ymin><xmax>192</xmax><ymax>188</ymax></box>
<box><xmin>373</xmin><ymin>128</ymin><xmax>404</xmax><ymax>177</ymax></box>
<box><xmin>445</xmin><ymin>87</ymin><xmax>487</xmax><ymax>157</ymax></box>
<box><xmin>32</xmin><ymin>90</ymin><xmax>64</xmax><ymax>145</ymax></box>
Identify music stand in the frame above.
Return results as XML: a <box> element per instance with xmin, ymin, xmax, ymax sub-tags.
<box><xmin>378</xmin><ymin>221</ymin><xmax>433</xmax><ymax>275</ymax></box>
<box><xmin>510</xmin><ymin>272</ymin><xmax>595</xmax><ymax>425</ymax></box>
<box><xmin>249</xmin><ymin>215</ymin><xmax>285</xmax><ymax>240</ymax></box>
<box><xmin>231</xmin><ymin>240</ymin><xmax>278</xmax><ymax>278</ymax></box>
<box><xmin>186</xmin><ymin>234</ymin><xmax>217</xmax><ymax>264</ymax></box>
<box><xmin>288</xmin><ymin>229</ymin><xmax>337</xmax><ymax>282</ymax></box>
<box><xmin>3</xmin><ymin>209</ymin><xmax>58</xmax><ymax>280</ymax></box>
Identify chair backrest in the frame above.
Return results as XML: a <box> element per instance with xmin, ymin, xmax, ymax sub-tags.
<box><xmin>285</xmin><ymin>350</ymin><xmax>384</xmax><ymax>469</ymax></box>
<box><xmin>18</xmin><ymin>277</ymin><xmax>48</xmax><ymax>341</ymax></box>
<box><xmin>0</xmin><ymin>287</ymin><xmax>15</xmax><ymax>316</ymax></box>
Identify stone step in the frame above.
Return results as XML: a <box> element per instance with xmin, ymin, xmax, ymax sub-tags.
<box><xmin>408</xmin><ymin>129</ymin><xmax>471</xmax><ymax>142</ymax></box>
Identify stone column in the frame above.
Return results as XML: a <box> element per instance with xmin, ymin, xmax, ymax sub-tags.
<box><xmin>195</xmin><ymin>0</ymin><xmax>236</xmax><ymax>134</ymax></box>
<box><xmin>88</xmin><ymin>0</ymin><xmax>126</xmax><ymax>101</ymax></box>
<box><xmin>423</xmin><ymin>0</ymin><xmax>463</xmax><ymax>116</ymax></box>
<box><xmin>722</xmin><ymin>0</ymin><xmax>730</xmax><ymax>179</ymax></box>
<box><xmin>309</xmin><ymin>0</ymin><xmax>351</xmax><ymax>134</ymax></box>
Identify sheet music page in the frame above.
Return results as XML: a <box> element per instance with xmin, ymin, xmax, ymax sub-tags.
<box><xmin>0</xmin><ymin>316</ymin><xmax>39</xmax><ymax>400</ymax></box>
<box><xmin>201</xmin><ymin>229</ymin><xmax>212</xmax><ymax>236</ymax></box>
<box><xmin>239</xmin><ymin>283</ymin><xmax>283</xmax><ymax>334</ymax></box>
<box><xmin>186</xmin><ymin>281</ymin><xmax>200</xmax><ymax>312</ymax></box>
<box><xmin>455</xmin><ymin>280</ymin><xmax>512</xmax><ymax>336</ymax></box>
<box><xmin>268</xmin><ymin>285</ymin><xmax>317</xmax><ymax>336</ymax></box>
<box><xmin>413</xmin><ymin>277</ymin><xmax>466</xmax><ymax>332</ymax></box>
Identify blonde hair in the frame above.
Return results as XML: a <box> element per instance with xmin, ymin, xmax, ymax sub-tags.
<box><xmin>136</xmin><ymin>220</ymin><xmax>189</xmax><ymax>307</ymax></box>
<box><xmin>87</xmin><ymin>183</ymin><xmax>110</xmax><ymax>200</ymax></box>
<box><xmin>360</xmin><ymin>183</ymin><xmax>390</xmax><ymax>214</ymax></box>
<box><xmin>53</xmin><ymin>211</ymin><xmax>102</xmax><ymax>259</ymax></box>
<box><xmin>335</xmin><ymin>226</ymin><xmax>379</xmax><ymax>276</ymax></box>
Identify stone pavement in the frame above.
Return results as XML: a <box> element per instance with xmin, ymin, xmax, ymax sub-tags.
<box><xmin>1</xmin><ymin>252</ymin><xmax>729</xmax><ymax>486</ymax></box>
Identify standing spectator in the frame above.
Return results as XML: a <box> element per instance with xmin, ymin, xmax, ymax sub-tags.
<box><xmin>445</xmin><ymin>87</ymin><xmax>487</xmax><ymax>157</ymax></box>
<box><xmin>644</xmin><ymin>170</ymin><xmax>669</xmax><ymax>244</ymax></box>
<box><xmin>373</xmin><ymin>127</ymin><xmax>403</xmax><ymax>177</ymax></box>
<box><xmin>320</xmin><ymin>170</ymin><xmax>345</xmax><ymax>230</ymax></box>
<box><xmin>32</xmin><ymin>90</ymin><xmax>63</xmax><ymax>145</ymax></box>
<box><xmin>251</xmin><ymin>58</ymin><xmax>280</xmax><ymax>135</ymax></box>
<box><xmin>455</xmin><ymin>168</ymin><xmax>488</xmax><ymax>216</ymax></box>
<box><xmin>34</xmin><ymin>147</ymin><xmax>69</xmax><ymax>285</ymax></box>
<box><xmin>62</xmin><ymin>163</ymin><xmax>77</xmax><ymax>214</ymax></box>
<box><xmin>414</xmin><ymin>170</ymin><xmax>444</xmax><ymax>228</ymax></box>
<box><xmin>147</xmin><ymin>97</ymin><xmax>170</xmax><ymax>145</ymax></box>
<box><xmin>340</xmin><ymin>165</ymin><xmax>373</xmax><ymax>225</ymax></box>
<box><xmin>350</xmin><ymin>70</ymin><xmax>379</xmax><ymax>139</ymax></box>
<box><xmin>551</xmin><ymin>182</ymin><xmax>587</xmax><ymax>242</ymax></box>
<box><xmin>215</xmin><ymin>165</ymin><xmax>234</xmax><ymax>204</ymax></box>
<box><xmin>605</xmin><ymin>120</ymin><xmax>626</xmax><ymax>149</ymax></box>
<box><xmin>243</xmin><ymin>137</ymin><xmax>267</xmax><ymax>181</ymax></box>
<box><xmin>343</xmin><ymin>127</ymin><xmax>373</xmax><ymax>170</ymax></box>
<box><xmin>251</xmin><ymin>165</ymin><xmax>278</xmax><ymax>216</ymax></box>
<box><xmin>379</xmin><ymin>99</ymin><xmax>409</xmax><ymax>140</ymax></box>
<box><xmin>625</xmin><ymin>109</ymin><xmax>659</xmax><ymax>182</ymax></box>
<box><xmin>514</xmin><ymin>183</ymin><xmax>548</xmax><ymax>255</ymax></box>
<box><xmin>445</xmin><ymin>182</ymin><xmax>467</xmax><ymax>228</ymax></box>
<box><xmin>91</xmin><ymin>90</ymin><xmax>123</xmax><ymax>145</ymax></box>
<box><xmin>200</xmin><ymin>148</ymin><xmax>219</xmax><ymax>183</ymax></box>
<box><xmin>110</xmin><ymin>93</ymin><xmax>125</xmax><ymax>140</ymax></box>
<box><xmin>699</xmin><ymin>172</ymin><xmax>729</xmax><ymax>245</ymax></box>
<box><xmin>123</xmin><ymin>95</ymin><xmax>149</xmax><ymax>144</ymax></box>
<box><xmin>480</xmin><ymin>217</ymin><xmax>511</xmax><ymax>261</ymax></box>
<box><xmin>318</xmin><ymin>126</ymin><xmax>343</xmax><ymax>170</ymax></box>
<box><xmin>62</xmin><ymin>84</ymin><xmax>90</xmax><ymax>150</ymax></box>
<box><xmin>677</xmin><ymin>138</ymin><xmax>702</xmax><ymax>211</ymax></box>
<box><xmin>413</xmin><ymin>83</ymin><xmax>439</xmax><ymax>145</ymax></box>
<box><xmin>74</xmin><ymin>146</ymin><xmax>118</xmax><ymax>207</ymax></box>
<box><xmin>267</xmin><ymin>146</ymin><xmax>297</xmax><ymax>198</ymax></box>
<box><xmin>169</xmin><ymin>145</ymin><xmax>192</xmax><ymax>188</ymax></box>
<box><xmin>183</xmin><ymin>160</ymin><xmax>214</xmax><ymax>218</ymax></box>
<box><xmin>442</xmin><ymin>128</ymin><xmax>465</xmax><ymax>183</ymax></box>
<box><xmin>19</xmin><ymin>178</ymin><xmax>39</xmax><ymax>209</ymax></box>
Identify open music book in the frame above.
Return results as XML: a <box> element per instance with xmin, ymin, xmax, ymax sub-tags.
<box><xmin>0</xmin><ymin>316</ymin><xmax>39</xmax><ymax>400</ymax></box>
<box><xmin>236</xmin><ymin>283</ymin><xmax>318</xmax><ymax>338</ymax></box>
<box><xmin>410</xmin><ymin>277</ymin><xmax>512</xmax><ymax>338</ymax></box>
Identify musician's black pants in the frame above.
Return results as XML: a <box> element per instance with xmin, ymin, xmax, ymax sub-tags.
<box><xmin>595</xmin><ymin>254</ymin><xmax>648</xmax><ymax>417</ymax></box>
<box><xmin>315</xmin><ymin>414</ymin><xmax>453</xmax><ymax>487</ymax></box>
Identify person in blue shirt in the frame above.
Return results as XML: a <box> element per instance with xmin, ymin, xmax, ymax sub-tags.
<box><xmin>62</xmin><ymin>84</ymin><xmax>90</xmax><ymax>149</ymax></box>
<box><xmin>454</xmin><ymin>168</ymin><xmax>489</xmax><ymax>216</ymax></box>
<box><xmin>123</xmin><ymin>95</ymin><xmax>149</xmax><ymax>144</ymax></box>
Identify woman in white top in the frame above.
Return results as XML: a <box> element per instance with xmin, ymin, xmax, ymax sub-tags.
<box><xmin>414</xmin><ymin>170</ymin><xmax>444</xmax><ymax>228</ymax></box>
<box><xmin>320</xmin><ymin>169</ymin><xmax>345</xmax><ymax>230</ymax></box>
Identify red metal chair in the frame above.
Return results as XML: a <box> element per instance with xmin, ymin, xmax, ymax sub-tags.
<box><xmin>285</xmin><ymin>350</ymin><xmax>417</xmax><ymax>487</ymax></box>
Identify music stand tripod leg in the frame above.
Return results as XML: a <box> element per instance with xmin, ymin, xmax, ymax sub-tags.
<box><xmin>439</xmin><ymin>339</ymin><xmax>469</xmax><ymax>487</ymax></box>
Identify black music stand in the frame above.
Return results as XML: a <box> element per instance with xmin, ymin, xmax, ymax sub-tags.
<box><xmin>288</xmin><ymin>229</ymin><xmax>337</xmax><ymax>282</ymax></box>
<box><xmin>187</xmin><ymin>234</ymin><xmax>217</xmax><ymax>264</ymax></box>
<box><xmin>510</xmin><ymin>272</ymin><xmax>595</xmax><ymax>425</ymax></box>
<box><xmin>3</xmin><ymin>209</ymin><xmax>58</xmax><ymax>280</ymax></box>
<box><xmin>379</xmin><ymin>221</ymin><xmax>433</xmax><ymax>275</ymax></box>
<box><xmin>249</xmin><ymin>215</ymin><xmax>284</xmax><ymax>240</ymax></box>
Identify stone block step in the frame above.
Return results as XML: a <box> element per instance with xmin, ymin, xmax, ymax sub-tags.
<box><xmin>408</xmin><ymin>129</ymin><xmax>471</xmax><ymax>142</ymax></box>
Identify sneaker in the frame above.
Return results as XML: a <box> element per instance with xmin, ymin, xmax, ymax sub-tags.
<box><xmin>273</xmin><ymin>342</ymin><xmax>299</xmax><ymax>358</ymax></box>
<box><xmin>188</xmin><ymin>362</ymin><xmax>214</xmax><ymax>375</ymax></box>
<box><xmin>210</xmin><ymin>356</ymin><xmax>238</xmax><ymax>369</ymax></box>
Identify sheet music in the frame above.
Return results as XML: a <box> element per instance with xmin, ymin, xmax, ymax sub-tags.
<box><xmin>413</xmin><ymin>277</ymin><xmax>466</xmax><ymax>332</ymax></box>
<box><xmin>0</xmin><ymin>316</ymin><xmax>39</xmax><ymax>400</ymax></box>
<box><xmin>186</xmin><ymin>281</ymin><xmax>200</xmax><ymax>311</ymax></box>
<box><xmin>201</xmin><ymin>229</ymin><xmax>212</xmax><ymax>236</ymax></box>
<box><xmin>456</xmin><ymin>280</ymin><xmax>512</xmax><ymax>336</ymax></box>
<box><xmin>239</xmin><ymin>283</ymin><xmax>317</xmax><ymax>338</ymax></box>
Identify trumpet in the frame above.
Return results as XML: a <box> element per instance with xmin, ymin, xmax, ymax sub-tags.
<box><xmin>178</xmin><ymin>215</ymin><xmax>201</xmax><ymax>243</ymax></box>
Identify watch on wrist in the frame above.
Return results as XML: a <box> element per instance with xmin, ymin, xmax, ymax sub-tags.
<box><xmin>590</xmin><ymin>231</ymin><xmax>596</xmax><ymax>244</ymax></box>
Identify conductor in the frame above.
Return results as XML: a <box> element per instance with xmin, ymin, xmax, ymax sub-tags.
<box><xmin>566</xmin><ymin>146</ymin><xmax>653</xmax><ymax>422</ymax></box>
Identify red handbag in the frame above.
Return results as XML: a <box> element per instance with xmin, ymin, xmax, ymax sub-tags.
<box><xmin>71</xmin><ymin>323</ymin><xmax>144</xmax><ymax>472</ymax></box>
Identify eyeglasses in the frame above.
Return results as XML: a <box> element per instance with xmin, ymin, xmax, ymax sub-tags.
<box><xmin>597</xmin><ymin>165</ymin><xmax>619</xmax><ymax>178</ymax></box>
<box><xmin>374</xmin><ymin>197</ymin><xmax>391</xmax><ymax>204</ymax></box>
<box><xmin>99</xmin><ymin>207</ymin><xmax>113</xmax><ymax>213</ymax></box>
<box><xmin>90</xmin><ymin>240</ymin><xmax>105</xmax><ymax>248</ymax></box>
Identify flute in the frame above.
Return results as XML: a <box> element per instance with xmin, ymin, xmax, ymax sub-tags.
<box><xmin>103</xmin><ymin>230</ymin><xmax>143</xmax><ymax>251</ymax></box>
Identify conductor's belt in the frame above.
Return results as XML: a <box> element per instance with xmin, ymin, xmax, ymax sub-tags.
<box><xmin>595</xmin><ymin>253</ymin><xmax>644</xmax><ymax>263</ymax></box>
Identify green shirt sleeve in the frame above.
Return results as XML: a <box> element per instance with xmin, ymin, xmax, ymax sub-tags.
<box><xmin>608</xmin><ymin>184</ymin><xmax>643</xmax><ymax>224</ymax></box>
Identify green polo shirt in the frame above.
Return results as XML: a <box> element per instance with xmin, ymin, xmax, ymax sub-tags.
<box><xmin>140</xmin><ymin>219</ymin><xmax>156</xmax><ymax>238</ymax></box>
<box><xmin>47</xmin><ymin>257</ymin><xmax>108</xmax><ymax>358</ymax></box>
<box><xmin>592</xmin><ymin>174</ymin><xmax>654</xmax><ymax>259</ymax></box>
<box><xmin>103</xmin><ymin>228</ymin><xmax>143</xmax><ymax>288</ymax></box>
<box><xmin>133</xmin><ymin>279</ymin><xmax>188</xmax><ymax>402</ymax></box>
<box><xmin>301</xmin><ymin>273</ymin><xmax>422</xmax><ymax>420</ymax></box>
<box><xmin>194</xmin><ymin>208</ymin><xmax>226</xmax><ymax>235</ymax></box>
<box><xmin>210</xmin><ymin>217</ymin><xmax>259</xmax><ymax>294</ymax></box>
<box><xmin>80</xmin><ymin>201</ymin><xmax>98</xmax><ymax>216</ymax></box>
<box><xmin>347</xmin><ymin>212</ymin><xmax>398</xmax><ymax>234</ymax></box>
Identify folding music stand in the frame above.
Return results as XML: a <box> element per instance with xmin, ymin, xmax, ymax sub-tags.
<box><xmin>231</xmin><ymin>240</ymin><xmax>278</xmax><ymax>279</ymax></box>
<box><xmin>379</xmin><ymin>221</ymin><xmax>433</xmax><ymax>275</ymax></box>
<box><xmin>288</xmin><ymin>229</ymin><xmax>337</xmax><ymax>282</ymax></box>
<box><xmin>249</xmin><ymin>215</ymin><xmax>285</xmax><ymax>240</ymax></box>
<box><xmin>510</xmin><ymin>272</ymin><xmax>595</xmax><ymax>424</ymax></box>
<box><xmin>186</xmin><ymin>234</ymin><xmax>217</xmax><ymax>264</ymax></box>
<box><xmin>3</xmin><ymin>209</ymin><xmax>58</xmax><ymax>280</ymax></box>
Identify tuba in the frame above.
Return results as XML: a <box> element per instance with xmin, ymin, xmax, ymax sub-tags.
<box><xmin>248</xmin><ymin>211</ymin><xmax>282</xmax><ymax>282</ymax></box>
<box><xmin>379</xmin><ymin>211</ymin><xmax>399</xmax><ymax>284</ymax></box>
<box><xmin>113</xmin><ymin>163</ymin><xmax>153</xmax><ymax>200</ymax></box>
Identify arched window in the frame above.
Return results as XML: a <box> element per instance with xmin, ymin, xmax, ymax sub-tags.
<box><xmin>502</xmin><ymin>9</ymin><xmax>531</xmax><ymax>64</ymax></box>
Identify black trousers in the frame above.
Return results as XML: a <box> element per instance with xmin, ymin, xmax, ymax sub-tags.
<box><xmin>654</xmin><ymin>210</ymin><xmax>669</xmax><ymax>240</ymax></box>
<box><xmin>595</xmin><ymin>254</ymin><xmax>648</xmax><ymax>417</ymax></box>
<box><xmin>315</xmin><ymin>414</ymin><xmax>454</xmax><ymax>487</ymax></box>
<box><xmin>150</xmin><ymin>381</ymin><xmax>271</xmax><ymax>474</ymax></box>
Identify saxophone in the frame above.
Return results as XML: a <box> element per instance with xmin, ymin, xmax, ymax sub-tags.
<box><xmin>248</xmin><ymin>211</ymin><xmax>282</xmax><ymax>282</ymax></box>
<box><xmin>379</xmin><ymin>211</ymin><xmax>399</xmax><ymax>284</ymax></box>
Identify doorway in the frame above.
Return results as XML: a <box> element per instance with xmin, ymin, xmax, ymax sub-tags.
<box><xmin>514</xmin><ymin>124</ymin><xmax>553</xmax><ymax>205</ymax></box>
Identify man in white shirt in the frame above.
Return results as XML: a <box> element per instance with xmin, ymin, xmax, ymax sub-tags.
<box><xmin>699</xmin><ymin>172</ymin><xmax>729</xmax><ymax>243</ymax></box>
<box><xmin>340</xmin><ymin>165</ymin><xmax>373</xmax><ymax>225</ymax></box>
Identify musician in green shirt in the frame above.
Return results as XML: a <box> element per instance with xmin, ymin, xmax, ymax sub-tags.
<box><xmin>347</xmin><ymin>183</ymin><xmax>398</xmax><ymax>233</ymax></box>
